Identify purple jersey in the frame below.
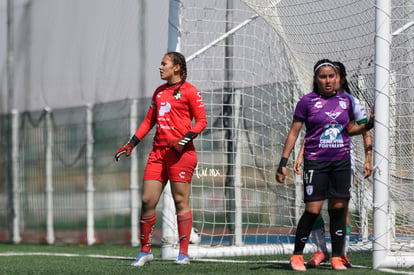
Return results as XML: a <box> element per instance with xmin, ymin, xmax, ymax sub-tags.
<box><xmin>294</xmin><ymin>91</ymin><xmax>355</xmax><ymax>161</ymax></box>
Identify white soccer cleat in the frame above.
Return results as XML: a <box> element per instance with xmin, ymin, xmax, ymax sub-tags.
<box><xmin>174</xmin><ymin>253</ymin><xmax>190</xmax><ymax>265</ymax></box>
<box><xmin>131</xmin><ymin>252</ymin><xmax>154</xmax><ymax>267</ymax></box>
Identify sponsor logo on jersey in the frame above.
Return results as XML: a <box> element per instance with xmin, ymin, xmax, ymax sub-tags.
<box><xmin>196</xmin><ymin>92</ymin><xmax>205</xmax><ymax>107</ymax></box>
<box><xmin>159</xmin><ymin>102</ymin><xmax>171</xmax><ymax>116</ymax></box>
<box><xmin>156</xmin><ymin>124</ymin><xmax>174</xmax><ymax>130</ymax></box>
<box><xmin>319</xmin><ymin>123</ymin><xmax>344</xmax><ymax>148</ymax></box>
<box><xmin>197</xmin><ymin>98</ymin><xmax>204</xmax><ymax>108</ymax></box>
<box><xmin>325</xmin><ymin>111</ymin><xmax>341</xmax><ymax>120</ymax></box>
<box><xmin>321</xmin><ymin>124</ymin><xmax>342</xmax><ymax>140</ymax></box>
<box><xmin>179</xmin><ymin>171</ymin><xmax>186</xmax><ymax>179</ymax></box>
<box><xmin>314</xmin><ymin>101</ymin><xmax>323</xmax><ymax>108</ymax></box>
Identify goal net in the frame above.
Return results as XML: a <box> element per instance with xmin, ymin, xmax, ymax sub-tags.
<box><xmin>1</xmin><ymin>0</ymin><xmax>413</xmax><ymax>270</ymax></box>
<box><xmin>160</xmin><ymin>0</ymin><xmax>414</xmax><ymax>268</ymax></box>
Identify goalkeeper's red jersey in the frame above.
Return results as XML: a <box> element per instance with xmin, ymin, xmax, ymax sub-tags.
<box><xmin>134</xmin><ymin>81</ymin><xmax>207</xmax><ymax>147</ymax></box>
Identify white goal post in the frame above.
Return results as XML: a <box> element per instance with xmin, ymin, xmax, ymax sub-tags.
<box><xmin>161</xmin><ymin>0</ymin><xmax>414</xmax><ymax>270</ymax></box>
<box><xmin>2</xmin><ymin>0</ymin><xmax>413</xmax><ymax>271</ymax></box>
<box><xmin>372</xmin><ymin>0</ymin><xmax>414</xmax><ymax>269</ymax></box>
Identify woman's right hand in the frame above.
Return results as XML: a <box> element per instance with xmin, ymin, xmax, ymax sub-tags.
<box><xmin>276</xmin><ymin>167</ymin><xmax>286</xmax><ymax>183</ymax></box>
<box><xmin>115</xmin><ymin>143</ymin><xmax>134</xmax><ymax>161</ymax></box>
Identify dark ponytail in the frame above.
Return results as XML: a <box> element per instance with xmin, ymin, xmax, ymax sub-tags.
<box><xmin>333</xmin><ymin>61</ymin><xmax>351</xmax><ymax>94</ymax></box>
<box><xmin>166</xmin><ymin>52</ymin><xmax>187</xmax><ymax>95</ymax></box>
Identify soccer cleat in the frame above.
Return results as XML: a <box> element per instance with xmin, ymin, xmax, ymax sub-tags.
<box><xmin>341</xmin><ymin>255</ymin><xmax>352</xmax><ymax>268</ymax></box>
<box><xmin>131</xmin><ymin>252</ymin><xmax>154</xmax><ymax>267</ymax></box>
<box><xmin>306</xmin><ymin>250</ymin><xmax>329</xmax><ymax>268</ymax></box>
<box><xmin>174</xmin><ymin>253</ymin><xmax>190</xmax><ymax>265</ymax></box>
<box><xmin>290</xmin><ymin>254</ymin><xmax>306</xmax><ymax>271</ymax></box>
<box><xmin>331</xmin><ymin>256</ymin><xmax>347</xmax><ymax>270</ymax></box>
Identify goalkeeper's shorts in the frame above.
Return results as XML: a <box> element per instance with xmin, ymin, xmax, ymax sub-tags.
<box><xmin>143</xmin><ymin>146</ymin><xmax>197</xmax><ymax>184</ymax></box>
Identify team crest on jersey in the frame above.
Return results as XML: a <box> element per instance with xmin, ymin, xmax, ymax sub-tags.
<box><xmin>174</xmin><ymin>91</ymin><xmax>182</xmax><ymax>99</ymax></box>
<box><xmin>339</xmin><ymin>100</ymin><xmax>347</xmax><ymax>109</ymax></box>
<box><xmin>306</xmin><ymin>185</ymin><xmax>313</xmax><ymax>196</ymax></box>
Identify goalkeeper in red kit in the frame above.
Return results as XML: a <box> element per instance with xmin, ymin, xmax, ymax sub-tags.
<box><xmin>115</xmin><ymin>52</ymin><xmax>207</xmax><ymax>266</ymax></box>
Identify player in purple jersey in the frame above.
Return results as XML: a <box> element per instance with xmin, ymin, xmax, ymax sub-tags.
<box><xmin>276</xmin><ymin>59</ymin><xmax>353</xmax><ymax>271</ymax></box>
<box><xmin>293</xmin><ymin>61</ymin><xmax>374</xmax><ymax>269</ymax></box>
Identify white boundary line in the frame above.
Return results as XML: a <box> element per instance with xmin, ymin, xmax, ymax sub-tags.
<box><xmin>378</xmin><ymin>269</ymin><xmax>414</xmax><ymax>275</ymax></box>
<box><xmin>0</xmin><ymin>252</ymin><xmax>134</xmax><ymax>260</ymax></box>
<box><xmin>1</xmin><ymin>252</ymin><xmax>414</xmax><ymax>274</ymax></box>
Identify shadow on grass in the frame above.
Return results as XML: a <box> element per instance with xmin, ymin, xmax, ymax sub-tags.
<box><xmin>251</xmin><ymin>262</ymin><xmax>291</xmax><ymax>272</ymax></box>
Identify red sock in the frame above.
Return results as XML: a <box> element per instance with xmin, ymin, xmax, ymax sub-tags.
<box><xmin>140</xmin><ymin>214</ymin><xmax>156</xmax><ymax>253</ymax></box>
<box><xmin>177</xmin><ymin>211</ymin><xmax>192</xmax><ymax>256</ymax></box>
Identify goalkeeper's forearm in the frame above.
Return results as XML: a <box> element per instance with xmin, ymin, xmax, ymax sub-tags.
<box><xmin>169</xmin><ymin>131</ymin><xmax>198</xmax><ymax>153</ymax></box>
<box><xmin>129</xmin><ymin>135</ymin><xmax>140</xmax><ymax>147</ymax></box>
<box><xmin>178</xmin><ymin>131</ymin><xmax>198</xmax><ymax>147</ymax></box>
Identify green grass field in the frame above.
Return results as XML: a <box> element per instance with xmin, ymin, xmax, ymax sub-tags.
<box><xmin>0</xmin><ymin>243</ymin><xmax>412</xmax><ymax>274</ymax></box>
